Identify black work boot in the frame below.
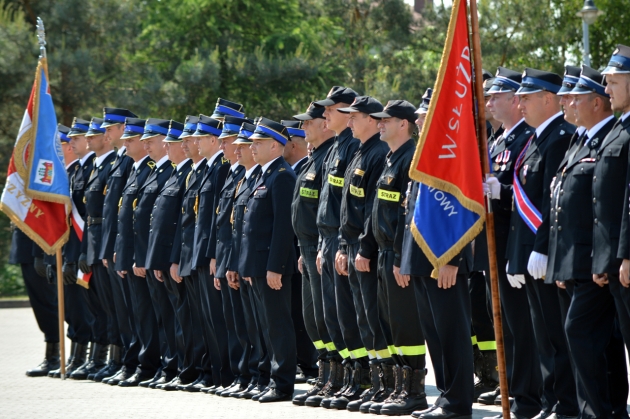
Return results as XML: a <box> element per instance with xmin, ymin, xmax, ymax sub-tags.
<box><xmin>369</xmin><ymin>364</ymin><xmax>402</xmax><ymax>414</ymax></box>
<box><xmin>329</xmin><ymin>361</ymin><xmax>371</xmax><ymax>410</ymax></box>
<box><xmin>360</xmin><ymin>362</ymin><xmax>395</xmax><ymax>413</ymax></box>
<box><xmin>293</xmin><ymin>361</ymin><xmax>330</xmax><ymax>406</ymax></box>
<box><xmin>380</xmin><ymin>367</ymin><xmax>428</xmax><ymax>415</ymax></box>
<box><xmin>321</xmin><ymin>360</ymin><xmax>353</xmax><ymax>408</ymax></box>
<box><xmin>26</xmin><ymin>342</ymin><xmax>60</xmax><ymax>377</ymax></box>
<box><xmin>48</xmin><ymin>341</ymin><xmax>75</xmax><ymax>378</ymax></box>
<box><xmin>475</xmin><ymin>350</ymin><xmax>499</xmax><ymax>399</ymax></box>
<box><xmin>50</xmin><ymin>342</ymin><xmax>89</xmax><ymax>378</ymax></box>
<box><xmin>304</xmin><ymin>359</ymin><xmax>344</xmax><ymax>407</ymax></box>
<box><xmin>96</xmin><ymin>345</ymin><xmax>123</xmax><ymax>382</ymax></box>
<box><xmin>347</xmin><ymin>362</ymin><xmax>381</xmax><ymax>411</ymax></box>
<box><xmin>70</xmin><ymin>343</ymin><xmax>108</xmax><ymax>380</ymax></box>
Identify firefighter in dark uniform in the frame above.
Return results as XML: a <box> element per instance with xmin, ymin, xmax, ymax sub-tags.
<box><xmin>361</xmin><ymin>100</ymin><xmax>427</xmax><ymax>416</ymax></box>
<box><xmin>332</xmin><ymin>96</ymin><xmax>392</xmax><ymax>410</ymax></box>
<box><xmin>68</xmin><ymin>119</ymin><xmax>110</xmax><ymax>381</ymax></box>
<box><xmin>548</xmin><ymin>65</ymin><xmax>621</xmax><ymax>419</ymax></box>
<box><xmin>290</xmin><ymin>103</ymin><xmax>336</xmax><ymax>405</ymax></box>
<box><xmin>306</xmin><ymin>86</ymin><xmax>364</xmax><ymax>408</ymax></box>
<box><xmin>239</xmin><ymin>117</ymin><xmax>298</xmax><ymax>403</ymax></box>
<box><xmin>504</xmin><ymin>69</ymin><xmax>577</xmax><ymax>419</ymax></box>
<box><xmin>479</xmin><ymin>69</ymin><xmax>543</xmax><ymax>419</ymax></box>
<box><xmin>111</xmin><ymin>118</ymin><xmax>161</xmax><ymax>387</ymax></box>
<box><xmin>98</xmin><ymin>107</ymin><xmax>142</xmax><ymax>385</ymax></box>
<box><xmin>132</xmin><ymin>118</ymin><xmax>178</xmax><ymax>389</ymax></box>
<box><xmin>226</xmin><ymin>123</ymin><xmax>266</xmax><ymax>399</ymax></box>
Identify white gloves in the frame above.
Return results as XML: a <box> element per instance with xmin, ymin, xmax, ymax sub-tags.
<box><xmin>527</xmin><ymin>251</ymin><xmax>548</xmax><ymax>279</ymax></box>
<box><xmin>506</xmin><ymin>261</ymin><xmax>526</xmax><ymax>289</ymax></box>
<box><xmin>483</xmin><ymin>177</ymin><xmax>501</xmax><ymax>200</ymax></box>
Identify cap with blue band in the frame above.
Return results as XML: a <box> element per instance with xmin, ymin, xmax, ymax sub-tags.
<box><xmin>220</xmin><ymin>116</ymin><xmax>250</xmax><ymax>139</ymax></box>
<box><xmin>234</xmin><ymin>122</ymin><xmax>257</xmax><ymax>144</ymax></box>
<box><xmin>101</xmin><ymin>108</ymin><xmax>138</xmax><ymax>128</ymax></box>
<box><xmin>193</xmin><ymin>114</ymin><xmax>222</xmax><ymax>137</ymax></box>
<box><xmin>488</xmin><ymin>67</ymin><xmax>522</xmax><ymax>93</ymax></box>
<box><xmin>121</xmin><ymin>118</ymin><xmax>147</xmax><ymax>139</ymax></box>
<box><xmin>250</xmin><ymin>117</ymin><xmax>289</xmax><ymax>145</ymax></box>
<box><xmin>58</xmin><ymin>124</ymin><xmax>71</xmax><ymax>143</ymax></box>
<box><xmin>516</xmin><ymin>68</ymin><xmax>563</xmax><ymax>95</ymax></box>
<box><xmin>602</xmin><ymin>44</ymin><xmax>630</xmax><ymax>75</ymax></box>
<box><xmin>571</xmin><ymin>65</ymin><xmax>609</xmax><ymax>97</ymax></box>
<box><xmin>557</xmin><ymin>65</ymin><xmax>581</xmax><ymax>96</ymax></box>
<box><xmin>180</xmin><ymin>115</ymin><xmax>199</xmax><ymax>138</ymax></box>
<box><xmin>67</xmin><ymin>118</ymin><xmax>91</xmax><ymax>137</ymax></box>
<box><xmin>281</xmin><ymin>120</ymin><xmax>305</xmax><ymax>140</ymax></box>
<box><xmin>141</xmin><ymin>118</ymin><xmax>171</xmax><ymax>140</ymax></box>
<box><xmin>164</xmin><ymin>120</ymin><xmax>185</xmax><ymax>142</ymax></box>
<box><xmin>85</xmin><ymin>118</ymin><xmax>106</xmax><ymax>136</ymax></box>
<box><xmin>211</xmin><ymin>98</ymin><xmax>245</xmax><ymax>119</ymax></box>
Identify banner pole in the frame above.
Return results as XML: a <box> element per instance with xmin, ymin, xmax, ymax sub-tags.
<box><xmin>468</xmin><ymin>1</ymin><xmax>510</xmax><ymax>418</ymax></box>
<box><xmin>55</xmin><ymin>249</ymin><xmax>66</xmax><ymax>379</ymax></box>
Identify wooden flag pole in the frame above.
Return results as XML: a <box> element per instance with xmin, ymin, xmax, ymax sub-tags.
<box><xmin>468</xmin><ymin>1</ymin><xmax>510</xmax><ymax>418</ymax></box>
<box><xmin>55</xmin><ymin>249</ymin><xmax>66</xmax><ymax>379</ymax></box>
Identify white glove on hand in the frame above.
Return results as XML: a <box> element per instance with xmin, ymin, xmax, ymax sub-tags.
<box><xmin>483</xmin><ymin>177</ymin><xmax>501</xmax><ymax>200</ymax></box>
<box><xmin>527</xmin><ymin>251</ymin><xmax>548</xmax><ymax>279</ymax></box>
<box><xmin>505</xmin><ymin>261</ymin><xmax>526</xmax><ymax>288</ymax></box>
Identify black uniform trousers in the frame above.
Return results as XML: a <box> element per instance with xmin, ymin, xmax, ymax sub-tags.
<box><xmin>525</xmin><ymin>276</ymin><xmax>578</xmax><ymax>416</ymax></box>
<box><xmin>196</xmin><ymin>266</ymin><xmax>234</xmax><ymax>387</ymax></box>
<box><xmin>320</xmin><ymin>236</ymin><xmax>364</xmax><ymax>360</ymax></box>
<box><xmin>125</xmin><ymin>271</ymin><xmax>161</xmax><ymax>377</ymax></box>
<box><xmin>239</xmin><ymin>277</ymin><xmax>270</xmax><ymax>386</ymax></box>
<box><xmin>145</xmin><ymin>270</ymin><xmax>178</xmax><ymax>378</ymax></box>
<box><xmin>347</xmin><ymin>242</ymin><xmax>391</xmax><ymax>362</ymax></box>
<box><xmin>64</xmin><ymin>281</ymin><xmax>94</xmax><ymax>345</ymax></box>
<box><xmin>251</xmin><ymin>274</ymin><xmax>297</xmax><ymax>395</ymax></box>
<box><xmin>300</xmin><ymin>243</ymin><xmax>333</xmax><ymax>359</ymax></box>
<box><xmin>181</xmin><ymin>272</ymin><xmax>210</xmax><ymax>383</ymax></box>
<box><xmin>413</xmin><ymin>274</ymin><xmax>473</xmax><ymax>416</ymax></box>
<box><xmin>164</xmin><ymin>271</ymin><xmax>197</xmax><ymax>382</ymax></box>
<box><xmin>90</xmin><ymin>263</ymin><xmax>120</xmax><ymax>346</ymax></box>
<box><xmin>469</xmin><ymin>271</ymin><xmax>495</xmax><ymax>350</ymax></box>
<box><xmin>21</xmin><ymin>263</ymin><xmax>59</xmax><ymax>342</ymax></box>
<box><xmin>290</xmin><ymin>271</ymin><xmax>319</xmax><ymax>376</ymax></box>
<box><xmin>378</xmin><ymin>250</ymin><xmax>425</xmax><ymax>369</ymax></box>
<box><xmin>218</xmin><ymin>276</ymin><xmax>248</xmax><ymax>383</ymax></box>
<box><xmin>105</xmin><ymin>260</ymin><xmax>140</xmax><ymax>372</ymax></box>
<box><xmin>83</xmin><ymin>269</ymin><xmax>109</xmax><ymax>346</ymax></box>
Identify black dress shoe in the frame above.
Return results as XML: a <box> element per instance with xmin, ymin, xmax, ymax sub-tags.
<box><xmin>221</xmin><ymin>382</ymin><xmax>247</xmax><ymax>397</ymax></box>
<box><xmin>185</xmin><ymin>379</ymin><xmax>211</xmax><ymax>392</ymax></box>
<box><xmin>201</xmin><ymin>385</ymin><xmax>217</xmax><ymax>394</ymax></box>
<box><xmin>119</xmin><ymin>373</ymin><xmax>153</xmax><ymax>387</ymax></box>
<box><xmin>159</xmin><ymin>377</ymin><xmax>184</xmax><ymax>391</ymax></box>
<box><xmin>241</xmin><ymin>384</ymin><xmax>265</xmax><ymax>400</ymax></box>
<box><xmin>412</xmin><ymin>405</ymin><xmax>438</xmax><ymax>418</ymax></box>
<box><xmin>481</xmin><ymin>413</ymin><xmax>529</xmax><ymax>419</ymax></box>
<box><xmin>149</xmin><ymin>376</ymin><xmax>169</xmax><ymax>389</ymax></box>
<box><xmin>107</xmin><ymin>368</ymin><xmax>132</xmax><ymax>385</ymax></box>
<box><xmin>418</xmin><ymin>407</ymin><xmax>472</xmax><ymax>419</ymax></box>
<box><xmin>207</xmin><ymin>386</ymin><xmax>223</xmax><ymax>395</ymax></box>
<box><xmin>138</xmin><ymin>373</ymin><xmax>160</xmax><ymax>388</ymax></box>
<box><xmin>478</xmin><ymin>387</ymin><xmax>500</xmax><ymax>405</ymax></box>
<box><xmin>530</xmin><ymin>411</ymin><xmax>553</xmax><ymax>419</ymax></box>
<box><xmin>252</xmin><ymin>387</ymin><xmax>270</xmax><ymax>401</ymax></box>
<box><xmin>231</xmin><ymin>383</ymin><xmax>255</xmax><ymax>398</ymax></box>
<box><xmin>258</xmin><ymin>388</ymin><xmax>292</xmax><ymax>403</ymax></box>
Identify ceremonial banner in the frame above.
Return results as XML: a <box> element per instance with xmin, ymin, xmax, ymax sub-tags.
<box><xmin>1</xmin><ymin>57</ymin><xmax>71</xmax><ymax>254</ymax></box>
<box><xmin>409</xmin><ymin>0</ymin><xmax>485</xmax><ymax>276</ymax></box>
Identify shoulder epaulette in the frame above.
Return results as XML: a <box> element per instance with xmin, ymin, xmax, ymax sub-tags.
<box><xmin>171</xmin><ymin>162</ymin><xmax>177</xmax><ymax>168</ymax></box>
<box><xmin>147</xmin><ymin>161</ymin><xmax>156</xmax><ymax>169</ymax></box>
<box><xmin>279</xmin><ymin>167</ymin><xmax>286</xmax><ymax>172</ymax></box>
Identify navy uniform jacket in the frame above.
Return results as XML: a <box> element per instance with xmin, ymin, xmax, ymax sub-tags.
<box><xmin>316</xmin><ymin>128</ymin><xmax>360</xmax><ymax>239</ymax></box>
<box><xmin>291</xmin><ymin>138</ymin><xmax>334</xmax><ymax>247</ymax></box>
<box><xmin>228</xmin><ymin>166</ymin><xmax>261</xmax><ymax>273</ymax></box>
<box><xmin>372</xmin><ymin>139</ymin><xmax>415</xmax><ymax>267</ymax></box>
<box><xmin>133</xmin><ymin>160</ymin><xmax>173</xmax><ymax>268</ymax></box>
<box><xmin>9</xmin><ymin>227</ymin><xmax>39</xmax><ymax>265</ymax></box>
<box><xmin>505</xmin><ymin>115</ymin><xmax>574</xmax><ymax>274</ymax></box>
<box><xmin>399</xmin><ymin>181</ymin><xmax>471</xmax><ymax>276</ymax></box>
<box><xmin>100</xmin><ymin>150</ymin><xmax>133</xmax><ymax>260</ymax></box>
<box><xmin>174</xmin><ymin>159</ymin><xmax>207</xmax><ymax>277</ymax></box>
<box><xmin>83</xmin><ymin>151</ymin><xmax>117</xmax><ymax>264</ymax></box>
<box><xmin>113</xmin><ymin>157</ymin><xmax>154</xmax><ymax>271</ymax></box>
<box><xmin>339</xmin><ymin>133</ymin><xmax>389</xmax><ymax>259</ymax></box>
<box><xmin>547</xmin><ymin>118</ymin><xmax>615</xmax><ymax>282</ymax></box>
<box><xmin>145</xmin><ymin>160</ymin><xmax>193</xmax><ymax>272</ymax></box>
<box><xmin>192</xmin><ymin>154</ymin><xmax>230</xmax><ymax>270</ymax></box>
<box><xmin>65</xmin><ymin>154</ymin><xmax>94</xmax><ymax>263</ymax></box>
<box><xmin>474</xmin><ymin>121</ymin><xmax>533</xmax><ymax>271</ymax></box>
<box><xmin>238</xmin><ymin>157</ymin><xmax>297</xmax><ymax>278</ymax></box>
<box><xmin>212</xmin><ymin>165</ymin><xmax>245</xmax><ymax>279</ymax></box>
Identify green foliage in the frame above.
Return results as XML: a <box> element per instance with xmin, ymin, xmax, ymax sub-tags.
<box><xmin>0</xmin><ymin>263</ymin><xmax>24</xmax><ymax>298</ymax></box>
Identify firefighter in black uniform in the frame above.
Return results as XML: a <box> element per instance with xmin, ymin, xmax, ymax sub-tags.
<box><xmin>112</xmin><ymin>118</ymin><xmax>160</xmax><ymax>387</ymax></box>
<box><xmin>238</xmin><ymin>117</ymin><xmax>298</xmax><ymax>403</ymax></box>
<box><xmin>479</xmin><ymin>69</ymin><xmax>543</xmax><ymax>419</ymax></box>
<box><xmin>332</xmin><ymin>96</ymin><xmax>391</xmax><ymax>410</ymax></box>
<box><xmin>99</xmin><ymin>107</ymin><xmax>142</xmax><ymax>385</ymax></box>
<box><xmin>504</xmin><ymin>69</ymin><xmax>577</xmax><ymax>419</ymax></box>
<box><xmin>291</xmin><ymin>103</ymin><xmax>336</xmax><ymax>405</ymax></box>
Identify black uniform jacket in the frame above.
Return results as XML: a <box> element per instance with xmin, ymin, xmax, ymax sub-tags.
<box><xmin>192</xmin><ymin>153</ymin><xmax>230</xmax><ymax>270</ymax></box>
<box><xmin>113</xmin><ymin>156</ymin><xmax>153</xmax><ymax>271</ymax></box>
<box><xmin>292</xmin><ymin>138</ymin><xmax>334</xmax><ymax>247</ymax></box>
<box><xmin>339</xmin><ymin>133</ymin><xmax>389</xmax><ymax>259</ymax></box>
<box><xmin>316</xmin><ymin>128</ymin><xmax>360</xmax><ymax>239</ymax></box>
<box><xmin>474</xmin><ymin>121</ymin><xmax>533</xmax><ymax>271</ymax></box>
<box><xmin>505</xmin><ymin>114</ymin><xmax>574</xmax><ymax>274</ymax></box>
<box><xmin>174</xmin><ymin>159</ymin><xmax>207</xmax><ymax>277</ymax></box>
<box><xmin>65</xmin><ymin>153</ymin><xmax>94</xmax><ymax>264</ymax></box>
<box><xmin>100</xmin><ymin>150</ymin><xmax>133</xmax><ymax>260</ymax></box>
<box><xmin>399</xmin><ymin>181</ymin><xmax>471</xmax><ymax>277</ymax></box>
<box><xmin>238</xmin><ymin>157</ymin><xmax>297</xmax><ymax>278</ymax></box>
<box><xmin>212</xmin><ymin>164</ymin><xmax>245</xmax><ymax>279</ymax></box>
<box><xmin>133</xmin><ymin>159</ymin><xmax>173</xmax><ymax>269</ymax></box>
<box><xmin>58</xmin><ymin>160</ymin><xmax>81</xmax><ymax>264</ymax></box>
<box><xmin>228</xmin><ymin>166</ymin><xmax>261</xmax><ymax>274</ymax></box>
<box><xmin>10</xmin><ymin>228</ymin><xmax>40</xmax><ymax>265</ymax></box>
<box><xmin>145</xmin><ymin>159</ymin><xmax>193</xmax><ymax>272</ymax></box>
<box><xmin>372</xmin><ymin>139</ymin><xmax>415</xmax><ymax>267</ymax></box>
<box><xmin>547</xmin><ymin>118</ymin><xmax>615</xmax><ymax>282</ymax></box>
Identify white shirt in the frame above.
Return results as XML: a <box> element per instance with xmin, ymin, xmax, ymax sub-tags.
<box><xmin>94</xmin><ymin>150</ymin><xmax>115</xmax><ymax>167</ymax></box>
<box><xmin>587</xmin><ymin>115</ymin><xmax>615</xmax><ymax>140</ymax></box>
<box><xmin>576</xmin><ymin>126</ymin><xmax>587</xmax><ymax>136</ymax></box>
<box><xmin>502</xmin><ymin>118</ymin><xmax>526</xmax><ymax>139</ymax></box>
<box><xmin>79</xmin><ymin>151</ymin><xmax>95</xmax><ymax>166</ymax></box>
<box><xmin>66</xmin><ymin>159</ymin><xmax>78</xmax><ymax>170</ymax></box>
<box><xmin>206</xmin><ymin>150</ymin><xmax>223</xmax><ymax>169</ymax></box>
<box><xmin>133</xmin><ymin>155</ymin><xmax>150</xmax><ymax>171</ymax></box>
<box><xmin>193</xmin><ymin>157</ymin><xmax>207</xmax><ymax>170</ymax></box>
<box><xmin>291</xmin><ymin>156</ymin><xmax>307</xmax><ymax>171</ymax></box>
<box><xmin>535</xmin><ymin>112</ymin><xmax>564</xmax><ymax>138</ymax></box>
<box><xmin>176</xmin><ymin>158</ymin><xmax>191</xmax><ymax>171</ymax></box>
<box><xmin>245</xmin><ymin>164</ymin><xmax>260</xmax><ymax>179</ymax></box>
<box><xmin>117</xmin><ymin>146</ymin><xmax>126</xmax><ymax>156</ymax></box>
<box><xmin>621</xmin><ymin>111</ymin><xmax>630</xmax><ymax>122</ymax></box>
<box><xmin>260</xmin><ymin>156</ymin><xmax>281</xmax><ymax>174</ymax></box>
<box><xmin>231</xmin><ymin>163</ymin><xmax>240</xmax><ymax>172</ymax></box>
<box><xmin>155</xmin><ymin>155</ymin><xmax>169</xmax><ymax>169</ymax></box>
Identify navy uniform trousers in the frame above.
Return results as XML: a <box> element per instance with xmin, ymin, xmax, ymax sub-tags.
<box><xmin>22</xmin><ymin>263</ymin><xmax>59</xmax><ymax>343</ymax></box>
<box><xmin>238</xmin><ymin>277</ymin><xmax>271</xmax><ymax>386</ymax></box>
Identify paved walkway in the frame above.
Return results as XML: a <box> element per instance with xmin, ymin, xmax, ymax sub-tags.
<box><xmin>1</xmin><ymin>307</ymin><xmax>505</xmax><ymax>418</ymax></box>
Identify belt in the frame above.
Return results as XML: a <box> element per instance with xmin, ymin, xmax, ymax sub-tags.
<box><xmin>87</xmin><ymin>216</ymin><xmax>103</xmax><ymax>226</ymax></box>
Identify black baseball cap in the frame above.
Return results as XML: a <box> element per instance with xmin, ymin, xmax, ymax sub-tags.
<box><xmin>337</xmin><ymin>96</ymin><xmax>384</xmax><ymax>115</ymax></box>
<box><xmin>313</xmin><ymin>86</ymin><xmax>359</xmax><ymax>107</ymax></box>
<box><xmin>293</xmin><ymin>102</ymin><xmax>326</xmax><ymax>120</ymax></box>
<box><xmin>370</xmin><ymin>100</ymin><xmax>417</xmax><ymax>123</ymax></box>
